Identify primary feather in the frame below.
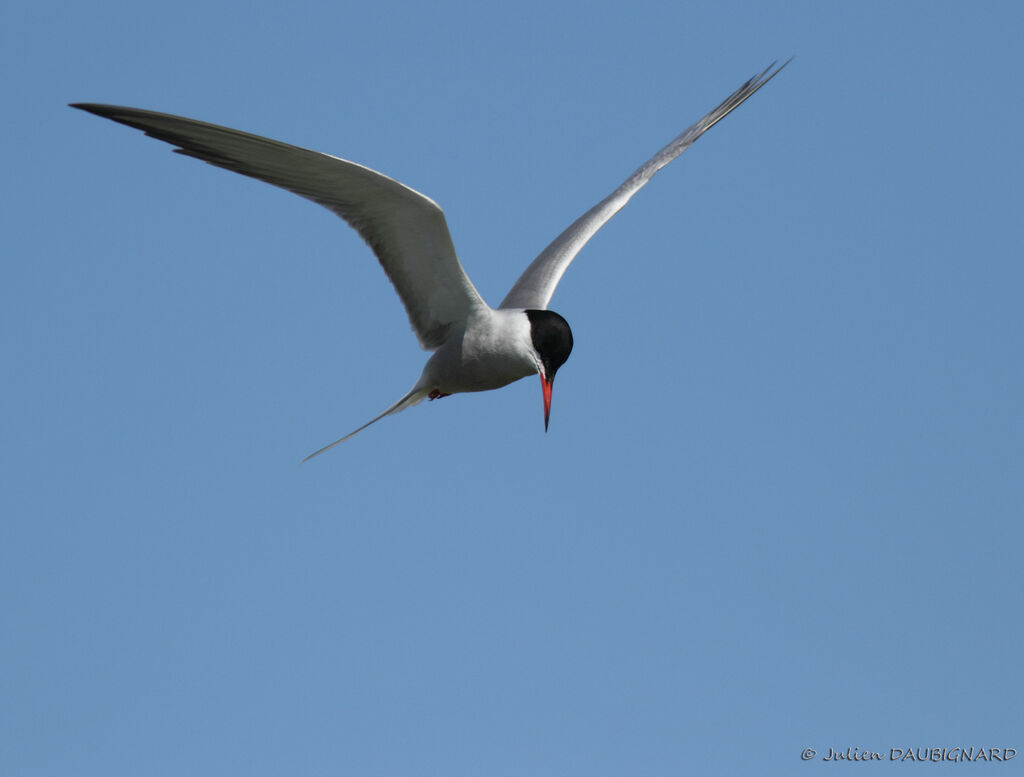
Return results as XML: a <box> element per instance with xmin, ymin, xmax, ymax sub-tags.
<box><xmin>500</xmin><ymin>59</ymin><xmax>790</xmax><ymax>311</ymax></box>
<box><xmin>69</xmin><ymin>103</ymin><xmax>485</xmax><ymax>350</ymax></box>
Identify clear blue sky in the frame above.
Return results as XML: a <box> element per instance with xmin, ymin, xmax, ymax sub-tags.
<box><xmin>4</xmin><ymin>1</ymin><xmax>1021</xmax><ymax>775</ymax></box>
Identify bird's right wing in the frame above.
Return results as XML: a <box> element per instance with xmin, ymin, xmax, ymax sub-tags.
<box><xmin>70</xmin><ymin>104</ymin><xmax>487</xmax><ymax>350</ymax></box>
<box><xmin>499</xmin><ymin>60</ymin><xmax>789</xmax><ymax>311</ymax></box>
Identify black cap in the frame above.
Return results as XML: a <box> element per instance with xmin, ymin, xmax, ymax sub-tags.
<box><xmin>525</xmin><ymin>309</ymin><xmax>573</xmax><ymax>379</ymax></box>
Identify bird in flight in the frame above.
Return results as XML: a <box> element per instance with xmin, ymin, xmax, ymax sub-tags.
<box><xmin>71</xmin><ymin>60</ymin><xmax>788</xmax><ymax>460</ymax></box>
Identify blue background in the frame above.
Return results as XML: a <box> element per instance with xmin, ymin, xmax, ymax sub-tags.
<box><xmin>4</xmin><ymin>1</ymin><xmax>1021</xmax><ymax>775</ymax></box>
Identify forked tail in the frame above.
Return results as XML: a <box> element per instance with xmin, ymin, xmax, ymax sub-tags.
<box><xmin>301</xmin><ymin>386</ymin><xmax>429</xmax><ymax>462</ymax></box>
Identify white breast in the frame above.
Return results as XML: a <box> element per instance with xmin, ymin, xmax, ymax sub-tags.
<box><xmin>419</xmin><ymin>308</ymin><xmax>539</xmax><ymax>394</ymax></box>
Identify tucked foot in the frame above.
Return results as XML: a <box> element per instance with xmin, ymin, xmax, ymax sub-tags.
<box><xmin>428</xmin><ymin>389</ymin><xmax>451</xmax><ymax>400</ymax></box>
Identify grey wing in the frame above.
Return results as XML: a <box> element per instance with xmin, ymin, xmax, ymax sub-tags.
<box><xmin>499</xmin><ymin>59</ymin><xmax>790</xmax><ymax>311</ymax></box>
<box><xmin>71</xmin><ymin>103</ymin><xmax>487</xmax><ymax>349</ymax></box>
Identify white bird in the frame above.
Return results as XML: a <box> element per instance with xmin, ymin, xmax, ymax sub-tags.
<box><xmin>71</xmin><ymin>60</ymin><xmax>788</xmax><ymax>460</ymax></box>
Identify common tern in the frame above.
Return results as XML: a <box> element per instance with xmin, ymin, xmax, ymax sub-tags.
<box><xmin>71</xmin><ymin>60</ymin><xmax>788</xmax><ymax>460</ymax></box>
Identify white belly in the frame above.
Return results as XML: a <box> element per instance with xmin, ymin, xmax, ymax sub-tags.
<box><xmin>418</xmin><ymin>308</ymin><xmax>538</xmax><ymax>394</ymax></box>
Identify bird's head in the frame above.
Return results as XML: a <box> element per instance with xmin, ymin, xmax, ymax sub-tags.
<box><xmin>525</xmin><ymin>309</ymin><xmax>573</xmax><ymax>431</ymax></box>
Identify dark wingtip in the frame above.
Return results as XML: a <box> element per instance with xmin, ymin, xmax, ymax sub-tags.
<box><xmin>69</xmin><ymin>103</ymin><xmax>137</xmax><ymax>125</ymax></box>
<box><xmin>69</xmin><ymin>102</ymin><xmax>104</xmax><ymax>114</ymax></box>
<box><xmin>69</xmin><ymin>103</ymin><xmax>127</xmax><ymax>124</ymax></box>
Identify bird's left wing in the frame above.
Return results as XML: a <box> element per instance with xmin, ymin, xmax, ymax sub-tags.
<box><xmin>499</xmin><ymin>60</ymin><xmax>789</xmax><ymax>311</ymax></box>
<box><xmin>70</xmin><ymin>104</ymin><xmax>487</xmax><ymax>350</ymax></box>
